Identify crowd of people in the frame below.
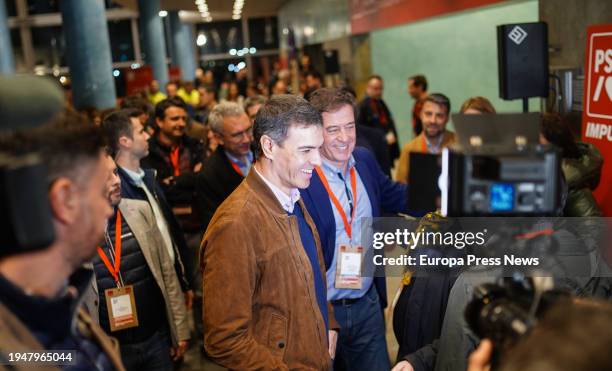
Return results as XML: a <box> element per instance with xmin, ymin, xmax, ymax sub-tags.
<box><xmin>0</xmin><ymin>57</ymin><xmax>610</xmax><ymax>371</ymax></box>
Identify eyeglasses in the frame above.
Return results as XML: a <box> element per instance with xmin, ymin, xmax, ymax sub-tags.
<box><xmin>228</xmin><ymin>126</ymin><xmax>253</xmax><ymax>139</ymax></box>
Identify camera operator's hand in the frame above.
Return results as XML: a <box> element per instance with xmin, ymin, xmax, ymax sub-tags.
<box><xmin>391</xmin><ymin>360</ymin><xmax>414</xmax><ymax>371</ymax></box>
<box><xmin>468</xmin><ymin>339</ymin><xmax>493</xmax><ymax>371</ymax></box>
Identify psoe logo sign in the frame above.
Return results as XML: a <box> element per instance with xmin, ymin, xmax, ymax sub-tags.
<box><xmin>586</xmin><ymin>32</ymin><xmax>612</xmax><ymax>119</ymax></box>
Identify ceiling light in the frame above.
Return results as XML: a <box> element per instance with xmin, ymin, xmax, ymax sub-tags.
<box><xmin>232</xmin><ymin>14</ymin><xmax>241</xmax><ymax>20</ymax></box>
<box><xmin>159</xmin><ymin>10</ymin><xmax>168</xmax><ymax>17</ymax></box>
<box><xmin>229</xmin><ymin>49</ymin><xmax>237</xmax><ymax>55</ymax></box>
<box><xmin>196</xmin><ymin>34</ymin><xmax>207</xmax><ymax>46</ymax></box>
<box><xmin>205</xmin><ymin>16</ymin><xmax>212</xmax><ymax>22</ymax></box>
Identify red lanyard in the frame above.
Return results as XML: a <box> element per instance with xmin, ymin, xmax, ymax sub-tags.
<box><xmin>169</xmin><ymin>147</ymin><xmax>180</xmax><ymax>177</ymax></box>
<box><xmin>229</xmin><ymin>160</ymin><xmax>243</xmax><ymax>176</ymax></box>
<box><xmin>421</xmin><ymin>135</ymin><xmax>427</xmax><ymax>152</ymax></box>
<box><xmin>97</xmin><ymin>210</ymin><xmax>123</xmax><ymax>285</ymax></box>
<box><xmin>315</xmin><ymin>166</ymin><xmax>357</xmax><ymax>239</ymax></box>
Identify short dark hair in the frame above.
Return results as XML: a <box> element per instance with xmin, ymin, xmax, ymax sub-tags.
<box><xmin>155</xmin><ymin>97</ymin><xmax>187</xmax><ymax>120</ymax></box>
<box><xmin>423</xmin><ymin>93</ymin><xmax>451</xmax><ymax>115</ymax></box>
<box><xmin>244</xmin><ymin>95</ymin><xmax>267</xmax><ymax>113</ymax></box>
<box><xmin>409</xmin><ymin>74</ymin><xmax>428</xmax><ymax>91</ymax></box>
<box><xmin>305</xmin><ymin>70</ymin><xmax>322</xmax><ymax>81</ymax></box>
<box><xmin>253</xmin><ymin>94</ymin><xmax>322</xmax><ymax>159</ymax></box>
<box><xmin>101</xmin><ymin>109</ymin><xmax>138</xmax><ymax>157</ymax></box>
<box><xmin>120</xmin><ymin>95</ymin><xmax>152</xmax><ymax>116</ymax></box>
<box><xmin>308</xmin><ymin>87</ymin><xmax>356</xmax><ymax>116</ymax></box>
<box><xmin>0</xmin><ymin>111</ymin><xmax>106</xmax><ymax>187</ymax></box>
<box><xmin>198</xmin><ymin>83</ymin><xmax>217</xmax><ymax>99</ymax></box>
<box><xmin>368</xmin><ymin>74</ymin><xmax>383</xmax><ymax>83</ymax></box>
<box><xmin>500</xmin><ymin>300</ymin><xmax>612</xmax><ymax>371</ymax></box>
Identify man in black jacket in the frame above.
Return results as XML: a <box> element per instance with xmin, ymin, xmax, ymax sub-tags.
<box><xmin>101</xmin><ymin>110</ymin><xmax>194</xmax><ymax>310</ymax></box>
<box><xmin>193</xmin><ymin>101</ymin><xmax>253</xmax><ymax>232</ymax></box>
<box><xmin>141</xmin><ymin>97</ymin><xmax>205</xmax><ymax>234</ymax></box>
<box><xmin>357</xmin><ymin>75</ymin><xmax>400</xmax><ymax>162</ymax></box>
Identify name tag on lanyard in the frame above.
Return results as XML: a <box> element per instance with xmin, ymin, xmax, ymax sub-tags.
<box><xmin>335</xmin><ymin>244</ymin><xmax>364</xmax><ymax>289</ymax></box>
<box><xmin>105</xmin><ymin>285</ymin><xmax>139</xmax><ymax>332</ymax></box>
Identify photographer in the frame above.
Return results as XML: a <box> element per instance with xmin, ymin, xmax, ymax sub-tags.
<box><xmin>468</xmin><ymin>299</ymin><xmax>612</xmax><ymax>371</ymax></box>
<box><xmin>0</xmin><ymin>110</ymin><xmax>125</xmax><ymax>370</ymax></box>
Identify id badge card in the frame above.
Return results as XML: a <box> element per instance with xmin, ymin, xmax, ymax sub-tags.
<box><xmin>334</xmin><ymin>245</ymin><xmax>363</xmax><ymax>289</ymax></box>
<box><xmin>104</xmin><ymin>285</ymin><xmax>139</xmax><ymax>332</ymax></box>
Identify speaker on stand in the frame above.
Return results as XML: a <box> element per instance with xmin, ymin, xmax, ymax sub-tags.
<box><xmin>497</xmin><ymin>22</ymin><xmax>549</xmax><ymax>112</ymax></box>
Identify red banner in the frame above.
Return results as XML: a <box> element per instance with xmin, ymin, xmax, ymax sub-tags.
<box><xmin>350</xmin><ymin>0</ymin><xmax>505</xmax><ymax>35</ymax></box>
<box><xmin>125</xmin><ymin>66</ymin><xmax>153</xmax><ymax>96</ymax></box>
<box><xmin>582</xmin><ymin>24</ymin><xmax>612</xmax><ymax>216</ymax></box>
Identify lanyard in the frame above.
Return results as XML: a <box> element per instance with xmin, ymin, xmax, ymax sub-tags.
<box><xmin>229</xmin><ymin>160</ymin><xmax>243</xmax><ymax>176</ymax></box>
<box><xmin>97</xmin><ymin>210</ymin><xmax>123</xmax><ymax>286</ymax></box>
<box><xmin>315</xmin><ymin>166</ymin><xmax>357</xmax><ymax>239</ymax></box>
<box><xmin>169</xmin><ymin>147</ymin><xmax>180</xmax><ymax>177</ymax></box>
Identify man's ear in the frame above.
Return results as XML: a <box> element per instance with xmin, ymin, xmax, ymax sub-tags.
<box><xmin>48</xmin><ymin>178</ymin><xmax>79</xmax><ymax>225</ymax></box>
<box><xmin>260</xmin><ymin>135</ymin><xmax>276</xmax><ymax>160</ymax></box>
<box><xmin>118</xmin><ymin>135</ymin><xmax>131</xmax><ymax>149</ymax></box>
<box><xmin>213</xmin><ymin>131</ymin><xmax>225</xmax><ymax>146</ymax></box>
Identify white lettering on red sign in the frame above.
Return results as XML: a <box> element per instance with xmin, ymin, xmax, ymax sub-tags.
<box><xmin>585</xmin><ymin>122</ymin><xmax>612</xmax><ymax>141</ymax></box>
<box><xmin>587</xmin><ymin>32</ymin><xmax>612</xmax><ymax>119</ymax></box>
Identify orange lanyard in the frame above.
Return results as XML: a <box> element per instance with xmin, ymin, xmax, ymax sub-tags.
<box><xmin>97</xmin><ymin>210</ymin><xmax>123</xmax><ymax>285</ymax></box>
<box><xmin>421</xmin><ymin>135</ymin><xmax>427</xmax><ymax>152</ymax></box>
<box><xmin>229</xmin><ymin>160</ymin><xmax>243</xmax><ymax>176</ymax></box>
<box><xmin>169</xmin><ymin>147</ymin><xmax>180</xmax><ymax>177</ymax></box>
<box><xmin>315</xmin><ymin>166</ymin><xmax>357</xmax><ymax>239</ymax></box>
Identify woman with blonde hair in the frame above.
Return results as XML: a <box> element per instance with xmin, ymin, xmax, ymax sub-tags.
<box><xmin>460</xmin><ymin>96</ymin><xmax>496</xmax><ymax>114</ymax></box>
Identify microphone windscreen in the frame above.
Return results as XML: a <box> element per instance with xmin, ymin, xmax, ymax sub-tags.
<box><xmin>0</xmin><ymin>75</ymin><xmax>64</xmax><ymax>132</ymax></box>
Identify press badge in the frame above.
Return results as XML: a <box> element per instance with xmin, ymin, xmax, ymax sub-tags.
<box><xmin>104</xmin><ymin>285</ymin><xmax>139</xmax><ymax>332</ymax></box>
<box><xmin>335</xmin><ymin>245</ymin><xmax>363</xmax><ymax>289</ymax></box>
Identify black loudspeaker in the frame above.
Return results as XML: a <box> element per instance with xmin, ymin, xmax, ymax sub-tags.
<box><xmin>497</xmin><ymin>22</ymin><xmax>549</xmax><ymax>100</ymax></box>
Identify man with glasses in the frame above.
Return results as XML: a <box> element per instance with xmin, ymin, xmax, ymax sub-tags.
<box><xmin>192</xmin><ymin>102</ymin><xmax>254</xmax><ymax>232</ymax></box>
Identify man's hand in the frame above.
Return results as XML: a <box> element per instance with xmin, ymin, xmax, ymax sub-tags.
<box><xmin>391</xmin><ymin>360</ymin><xmax>414</xmax><ymax>371</ymax></box>
<box><xmin>467</xmin><ymin>339</ymin><xmax>493</xmax><ymax>371</ymax></box>
<box><xmin>194</xmin><ymin>162</ymin><xmax>203</xmax><ymax>172</ymax></box>
<box><xmin>184</xmin><ymin>290</ymin><xmax>194</xmax><ymax>310</ymax></box>
<box><xmin>162</xmin><ymin>176</ymin><xmax>174</xmax><ymax>185</ymax></box>
<box><xmin>386</xmin><ymin>131</ymin><xmax>397</xmax><ymax>145</ymax></box>
<box><xmin>328</xmin><ymin>330</ymin><xmax>338</xmax><ymax>360</ymax></box>
<box><xmin>171</xmin><ymin>340</ymin><xmax>189</xmax><ymax>361</ymax></box>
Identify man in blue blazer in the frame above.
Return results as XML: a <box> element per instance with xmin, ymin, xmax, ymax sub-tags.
<box><xmin>302</xmin><ymin>88</ymin><xmax>409</xmax><ymax>371</ymax></box>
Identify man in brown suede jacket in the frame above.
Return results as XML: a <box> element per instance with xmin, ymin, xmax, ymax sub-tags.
<box><xmin>201</xmin><ymin>94</ymin><xmax>338</xmax><ymax>370</ymax></box>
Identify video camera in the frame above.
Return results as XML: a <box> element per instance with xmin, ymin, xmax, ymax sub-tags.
<box><xmin>0</xmin><ymin>75</ymin><xmax>64</xmax><ymax>256</ymax></box>
<box><xmin>465</xmin><ymin>275</ymin><xmax>569</xmax><ymax>368</ymax></box>
<box><xmin>439</xmin><ymin>144</ymin><xmax>561</xmax><ymax>216</ymax></box>
<box><xmin>408</xmin><ymin>113</ymin><xmax>563</xmax><ymax>217</ymax></box>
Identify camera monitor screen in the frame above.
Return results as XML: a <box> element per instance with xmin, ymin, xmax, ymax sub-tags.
<box><xmin>490</xmin><ymin>182</ymin><xmax>515</xmax><ymax>212</ymax></box>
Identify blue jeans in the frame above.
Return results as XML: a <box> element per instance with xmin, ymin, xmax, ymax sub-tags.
<box><xmin>332</xmin><ymin>286</ymin><xmax>391</xmax><ymax>371</ymax></box>
<box><xmin>119</xmin><ymin>329</ymin><xmax>173</xmax><ymax>371</ymax></box>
